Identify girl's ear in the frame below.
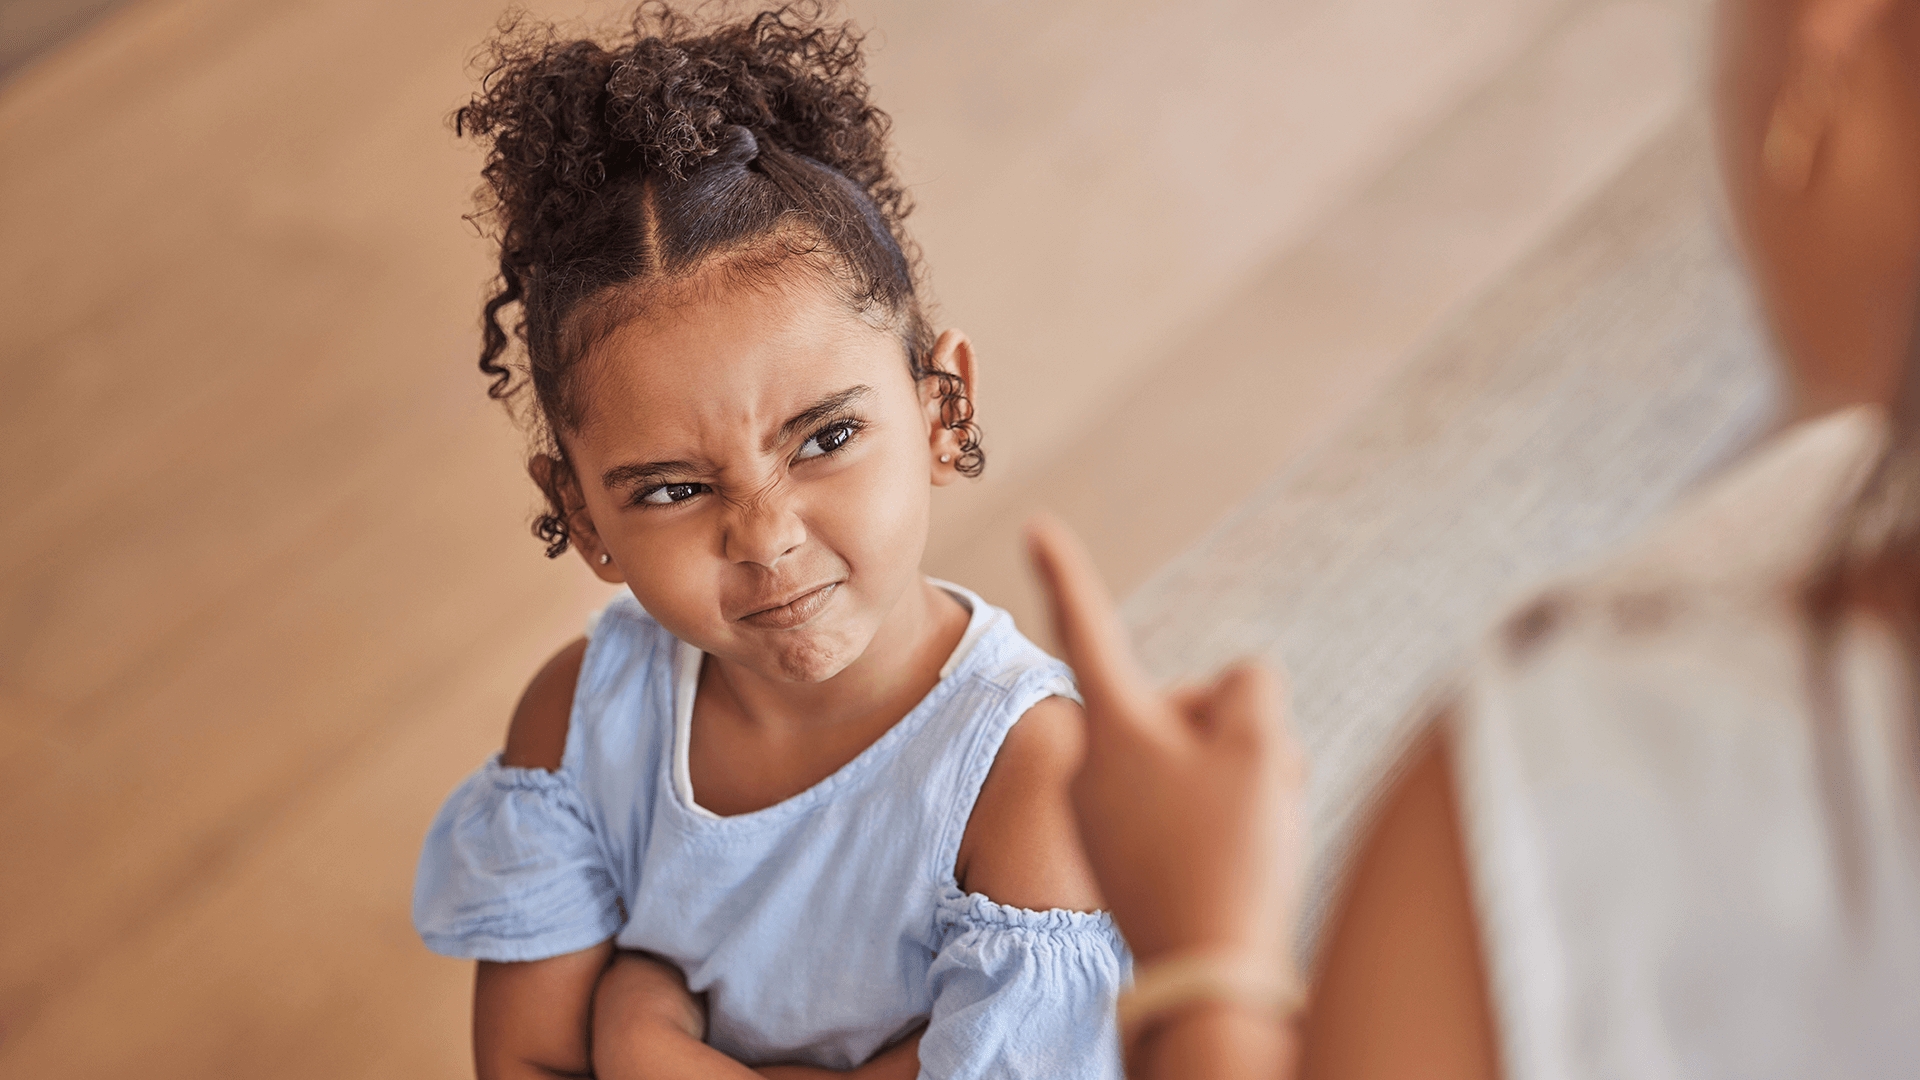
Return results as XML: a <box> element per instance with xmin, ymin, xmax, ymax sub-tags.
<box><xmin>529</xmin><ymin>453</ymin><xmax>626</xmax><ymax>584</ymax></box>
<box><xmin>923</xmin><ymin>329</ymin><xmax>980</xmax><ymax>487</ymax></box>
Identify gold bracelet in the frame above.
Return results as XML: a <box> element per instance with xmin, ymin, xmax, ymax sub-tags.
<box><xmin>1116</xmin><ymin>949</ymin><xmax>1304</xmax><ymax>1060</ymax></box>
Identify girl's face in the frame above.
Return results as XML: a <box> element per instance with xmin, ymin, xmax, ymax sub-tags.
<box><xmin>557</xmin><ymin>271</ymin><xmax>967</xmax><ymax>684</ymax></box>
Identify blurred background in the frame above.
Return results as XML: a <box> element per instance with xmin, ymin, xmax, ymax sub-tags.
<box><xmin>0</xmin><ymin>0</ymin><xmax>1774</xmax><ymax>1075</ymax></box>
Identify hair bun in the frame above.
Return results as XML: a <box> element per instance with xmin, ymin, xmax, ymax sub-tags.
<box><xmin>706</xmin><ymin>124</ymin><xmax>760</xmax><ymax>169</ymax></box>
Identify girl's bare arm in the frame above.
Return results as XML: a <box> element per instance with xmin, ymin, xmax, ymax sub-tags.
<box><xmin>591</xmin><ymin>950</ymin><xmax>922</xmax><ymax>1080</ymax></box>
<box><xmin>478</xmin><ymin>945</ymin><xmax>920</xmax><ymax>1080</ymax></box>
<box><xmin>474</xmin><ymin>944</ymin><xmax>614</xmax><ymax>1080</ymax></box>
<box><xmin>472</xmin><ymin>642</ymin><xmax>610</xmax><ymax>1079</ymax></box>
<box><xmin>954</xmin><ymin>693</ymin><xmax>1105</xmax><ymax>913</ymax></box>
<box><xmin>590</xmin><ymin>951</ymin><xmax>756</xmax><ymax>1080</ymax></box>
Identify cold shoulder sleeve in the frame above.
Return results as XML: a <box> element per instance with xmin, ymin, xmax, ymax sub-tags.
<box><xmin>919</xmin><ymin>892</ymin><xmax>1130</xmax><ymax>1080</ymax></box>
<box><xmin>412</xmin><ymin>756</ymin><xmax>623</xmax><ymax>962</ymax></box>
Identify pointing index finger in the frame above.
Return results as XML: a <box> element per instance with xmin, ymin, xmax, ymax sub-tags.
<box><xmin>1024</xmin><ymin>514</ymin><xmax>1154</xmax><ymax>715</ymax></box>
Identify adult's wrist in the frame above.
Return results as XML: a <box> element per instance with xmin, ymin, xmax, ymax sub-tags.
<box><xmin>1128</xmin><ymin>998</ymin><xmax>1303</xmax><ymax>1080</ymax></box>
<box><xmin>1118</xmin><ymin>947</ymin><xmax>1303</xmax><ymax>1068</ymax></box>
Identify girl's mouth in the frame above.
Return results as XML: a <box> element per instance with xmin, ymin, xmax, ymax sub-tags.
<box><xmin>738</xmin><ymin>582</ymin><xmax>840</xmax><ymax>630</ymax></box>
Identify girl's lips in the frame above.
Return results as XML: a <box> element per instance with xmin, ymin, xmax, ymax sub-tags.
<box><xmin>738</xmin><ymin>582</ymin><xmax>840</xmax><ymax>630</ymax></box>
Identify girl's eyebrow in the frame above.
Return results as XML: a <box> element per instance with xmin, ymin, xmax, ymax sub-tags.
<box><xmin>602</xmin><ymin>459</ymin><xmax>699</xmax><ymax>489</ymax></box>
<box><xmin>764</xmin><ymin>385</ymin><xmax>874</xmax><ymax>451</ymax></box>
<box><xmin>598</xmin><ymin>386</ymin><xmax>875</xmax><ymax>490</ymax></box>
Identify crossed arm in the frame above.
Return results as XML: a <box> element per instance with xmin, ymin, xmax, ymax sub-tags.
<box><xmin>474</xmin><ymin>641</ymin><xmax>920</xmax><ymax>1080</ymax></box>
<box><xmin>474</xmin><ymin>640</ymin><xmax>1098</xmax><ymax>1080</ymax></box>
<box><xmin>473</xmin><ymin>943</ymin><xmax>921</xmax><ymax>1080</ymax></box>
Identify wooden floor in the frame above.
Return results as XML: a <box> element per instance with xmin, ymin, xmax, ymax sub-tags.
<box><xmin>0</xmin><ymin>0</ymin><xmax>131</xmax><ymax>82</ymax></box>
<box><xmin>0</xmin><ymin>0</ymin><xmax>1695</xmax><ymax>1074</ymax></box>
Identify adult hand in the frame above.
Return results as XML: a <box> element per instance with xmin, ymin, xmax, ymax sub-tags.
<box><xmin>1026</xmin><ymin>515</ymin><xmax>1307</xmax><ymax>967</ymax></box>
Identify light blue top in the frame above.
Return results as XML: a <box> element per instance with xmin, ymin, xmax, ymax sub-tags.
<box><xmin>414</xmin><ymin>583</ymin><xmax>1128</xmax><ymax>1078</ymax></box>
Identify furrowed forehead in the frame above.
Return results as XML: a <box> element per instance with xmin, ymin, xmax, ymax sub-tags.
<box><xmin>563</xmin><ymin>270</ymin><xmax>911</xmax><ymax>451</ymax></box>
<box><xmin>551</xmin><ymin>238</ymin><xmax>902</xmax><ymax>427</ymax></box>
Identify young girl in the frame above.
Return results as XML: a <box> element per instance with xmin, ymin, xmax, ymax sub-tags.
<box><xmin>411</xmin><ymin>6</ymin><xmax>1128</xmax><ymax>1078</ymax></box>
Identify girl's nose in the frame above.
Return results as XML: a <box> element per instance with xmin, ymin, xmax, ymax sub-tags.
<box><xmin>723</xmin><ymin>494</ymin><xmax>808</xmax><ymax>568</ymax></box>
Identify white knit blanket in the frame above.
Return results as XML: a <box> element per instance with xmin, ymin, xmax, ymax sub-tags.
<box><xmin>1122</xmin><ymin>112</ymin><xmax>1778</xmax><ymax>953</ymax></box>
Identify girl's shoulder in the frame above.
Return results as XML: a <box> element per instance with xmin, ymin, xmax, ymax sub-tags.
<box><xmin>500</xmin><ymin>638</ymin><xmax>591</xmax><ymax>771</ymax></box>
<box><xmin>579</xmin><ymin>591</ymin><xmax>678</xmax><ymax>682</ymax></box>
<box><xmin>501</xmin><ymin>593</ymin><xmax>680</xmax><ymax>774</ymax></box>
<box><xmin>934</xmin><ymin>581</ymin><xmax>1078</xmax><ymax>700</ymax></box>
<box><xmin>951</xmin><ymin>692</ymin><xmax>1100</xmax><ymax>910</ymax></box>
<box><xmin>919</xmin><ymin>582</ymin><xmax>1096</xmax><ymax>907</ymax></box>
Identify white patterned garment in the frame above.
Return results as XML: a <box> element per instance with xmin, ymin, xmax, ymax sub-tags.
<box><xmin>1454</xmin><ymin>406</ymin><xmax>1920</xmax><ymax>1080</ymax></box>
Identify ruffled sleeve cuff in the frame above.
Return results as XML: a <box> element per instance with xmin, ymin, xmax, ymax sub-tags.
<box><xmin>412</xmin><ymin>756</ymin><xmax>623</xmax><ymax>962</ymax></box>
<box><xmin>919</xmin><ymin>892</ymin><xmax>1132</xmax><ymax>1080</ymax></box>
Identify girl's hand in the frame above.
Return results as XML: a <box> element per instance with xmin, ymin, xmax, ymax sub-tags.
<box><xmin>1026</xmin><ymin>516</ymin><xmax>1307</xmax><ymax>966</ymax></box>
<box><xmin>592</xmin><ymin>951</ymin><xmax>709</xmax><ymax>1077</ymax></box>
<box><xmin>756</xmin><ymin>1026</ymin><xmax>923</xmax><ymax>1080</ymax></box>
<box><xmin>591</xmin><ymin>951</ymin><xmax>923</xmax><ymax>1080</ymax></box>
<box><xmin>849</xmin><ymin>1025</ymin><xmax>922</xmax><ymax>1080</ymax></box>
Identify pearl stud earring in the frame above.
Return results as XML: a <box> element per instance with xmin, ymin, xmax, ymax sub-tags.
<box><xmin>599</xmin><ymin>553</ymin><xmax>611</xmax><ymax>565</ymax></box>
<box><xmin>939</xmin><ymin>454</ymin><xmax>952</xmax><ymax>463</ymax></box>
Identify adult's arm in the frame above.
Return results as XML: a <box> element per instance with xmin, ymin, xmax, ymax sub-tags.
<box><xmin>1299</xmin><ymin>723</ymin><xmax>1499</xmax><ymax>1080</ymax></box>
<box><xmin>1026</xmin><ymin>517</ymin><xmax>1302</xmax><ymax>1080</ymax></box>
<box><xmin>1117</xmin><ymin>728</ymin><xmax>1502</xmax><ymax>1080</ymax></box>
<box><xmin>1027</xmin><ymin>517</ymin><xmax>1499</xmax><ymax>1080</ymax></box>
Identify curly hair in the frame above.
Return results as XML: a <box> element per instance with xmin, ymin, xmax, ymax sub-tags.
<box><xmin>455</xmin><ymin>2</ymin><xmax>984</xmax><ymax>556</ymax></box>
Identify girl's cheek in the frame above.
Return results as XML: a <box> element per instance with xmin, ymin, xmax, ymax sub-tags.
<box><xmin>829</xmin><ymin>431</ymin><xmax>934</xmax><ymax>565</ymax></box>
<box><xmin>621</xmin><ymin>515</ymin><xmax>725</xmax><ymax>633</ymax></box>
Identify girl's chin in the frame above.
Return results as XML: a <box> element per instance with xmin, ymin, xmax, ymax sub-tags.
<box><xmin>754</xmin><ymin>626</ymin><xmax>871</xmax><ymax>684</ymax></box>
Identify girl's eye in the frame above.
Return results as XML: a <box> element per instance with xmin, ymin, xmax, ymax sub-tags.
<box><xmin>637</xmin><ymin>482</ymin><xmax>707</xmax><ymax>506</ymax></box>
<box><xmin>795</xmin><ymin>421</ymin><xmax>860</xmax><ymax>462</ymax></box>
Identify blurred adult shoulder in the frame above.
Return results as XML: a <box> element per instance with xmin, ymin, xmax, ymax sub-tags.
<box><xmin>1452</xmin><ymin>402</ymin><xmax>1920</xmax><ymax>1080</ymax></box>
<box><xmin>1302</xmin><ymin>407</ymin><xmax>1902</xmax><ymax>1080</ymax></box>
<box><xmin>1497</xmin><ymin>405</ymin><xmax>1883</xmax><ymax>657</ymax></box>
